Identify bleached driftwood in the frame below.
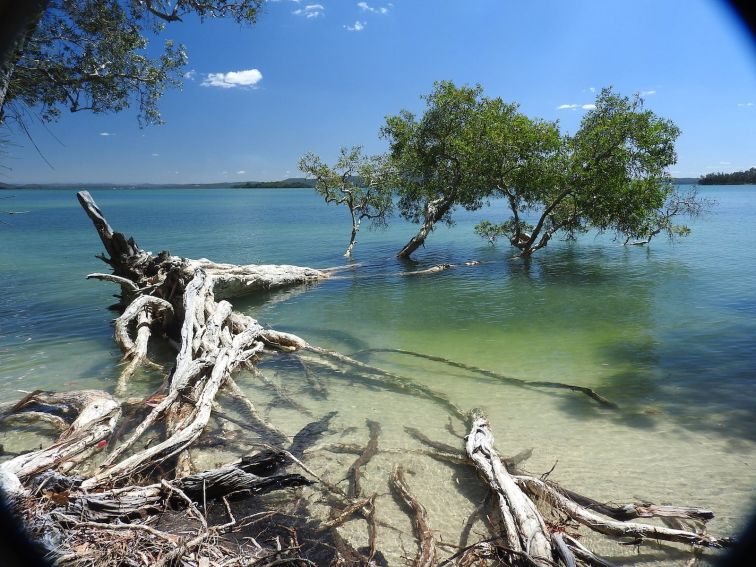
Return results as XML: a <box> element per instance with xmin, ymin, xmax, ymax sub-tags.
<box><xmin>463</xmin><ymin>411</ymin><xmax>734</xmax><ymax>567</ymax></box>
<box><xmin>0</xmin><ymin>390</ymin><xmax>121</xmax><ymax>494</ymax></box>
<box><xmin>466</xmin><ymin>410</ymin><xmax>554</xmax><ymax>565</ymax></box>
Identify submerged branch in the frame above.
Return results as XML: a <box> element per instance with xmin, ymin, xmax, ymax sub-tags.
<box><xmin>355</xmin><ymin>347</ymin><xmax>618</xmax><ymax>409</ymax></box>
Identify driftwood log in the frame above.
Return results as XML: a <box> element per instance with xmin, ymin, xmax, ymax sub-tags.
<box><xmin>0</xmin><ymin>192</ymin><xmax>737</xmax><ymax>566</ymax></box>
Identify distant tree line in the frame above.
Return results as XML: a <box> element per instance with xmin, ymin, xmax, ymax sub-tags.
<box><xmin>233</xmin><ymin>179</ymin><xmax>316</xmax><ymax>189</ymax></box>
<box><xmin>302</xmin><ymin>81</ymin><xmax>707</xmax><ymax>259</ymax></box>
<box><xmin>699</xmin><ymin>167</ymin><xmax>756</xmax><ymax>185</ymax></box>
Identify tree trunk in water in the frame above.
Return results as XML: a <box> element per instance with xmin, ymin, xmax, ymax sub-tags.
<box><xmin>396</xmin><ymin>198</ymin><xmax>453</xmax><ymax>259</ymax></box>
<box><xmin>0</xmin><ymin>0</ymin><xmax>48</xmax><ymax>119</ymax></box>
<box><xmin>343</xmin><ymin>217</ymin><xmax>359</xmax><ymax>258</ymax></box>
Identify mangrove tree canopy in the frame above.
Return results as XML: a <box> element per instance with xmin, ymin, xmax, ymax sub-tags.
<box><xmin>477</xmin><ymin>87</ymin><xmax>694</xmax><ymax>256</ymax></box>
<box><xmin>318</xmin><ymin>81</ymin><xmax>702</xmax><ymax>258</ymax></box>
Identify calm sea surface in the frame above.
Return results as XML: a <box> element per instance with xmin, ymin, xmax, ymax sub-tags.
<box><xmin>1</xmin><ymin>186</ymin><xmax>755</xmax><ymax>564</ymax></box>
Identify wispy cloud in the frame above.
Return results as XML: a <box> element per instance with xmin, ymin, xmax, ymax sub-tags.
<box><xmin>556</xmin><ymin>103</ymin><xmax>596</xmax><ymax>111</ymax></box>
<box><xmin>640</xmin><ymin>89</ymin><xmax>656</xmax><ymax>96</ymax></box>
<box><xmin>201</xmin><ymin>69</ymin><xmax>262</xmax><ymax>89</ymax></box>
<box><xmin>236</xmin><ymin>170</ymin><xmax>246</xmax><ymax>175</ymax></box>
<box><xmin>719</xmin><ymin>161</ymin><xmax>731</xmax><ymax>165</ymax></box>
<box><xmin>344</xmin><ymin>20</ymin><xmax>366</xmax><ymax>31</ymax></box>
<box><xmin>293</xmin><ymin>4</ymin><xmax>324</xmax><ymax>18</ymax></box>
<box><xmin>183</xmin><ymin>69</ymin><xmax>197</xmax><ymax>81</ymax></box>
<box><xmin>589</xmin><ymin>86</ymin><xmax>596</xmax><ymax>93</ymax></box>
<box><xmin>357</xmin><ymin>1</ymin><xmax>389</xmax><ymax>14</ymax></box>
<box><xmin>151</xmin><ymin>153</ymin><xmax>160</xmax><ymax>157</ymax></box>
<box><xmin>737</xmin><ymin>102</ymin><xmax>754</xmax><ymax>107</ymax></box>
<box><xmin>99</xmin><ymin>132</ymin><xmax>115</xmax><ymax>136</ymax></box>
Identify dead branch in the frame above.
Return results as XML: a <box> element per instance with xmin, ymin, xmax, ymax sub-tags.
<box><xmin>356</xmin><ymin>348</ymin><xmax>618</xmax><ymax>409</ymax></box>
<box><xmin>346</xmin><ymin>419</ymin><xmax>381</xmax><ymax>499</ymax></box>
<box><xmin>466</xmin><ymin>410</ymin><xmax>553</xmax><ymax>565</ymax></box>
<box><xmin>389</xmin><ymin>465</ymin><xmax>436</xmax><ymax>567</ymax></box>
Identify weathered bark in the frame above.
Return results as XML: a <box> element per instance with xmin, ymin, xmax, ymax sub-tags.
<box><xmin>515</xmin><ymin>475</ymin><xmax>733</xmax><ymax>548</ymax></box>
<box><xmin>344</xmin><ymin>212</ymin><xmax>360</xmax><ymax>257</ymax></box>
<box><xmin>0</xmin><ymin>390</ymin><xmax>120</xmax><ymax>494</ymax></box>
<box><xmin>561</xmin><ymin>534</ymin><xmax>615</xmax><ymax>567</ymax></box>
<box><xmin>113</xmin><ymin>294</ymin><xmax>173</xmax><ymax>393</ymax></box>
<box><xmin>466</xmin><ymin>411</ymin><xmax>553</xmax><ymax>565</ymax></box>
<box><xmin>396</xmin><ymin>197</ymin><xmax>454</xmax><ymax>259</ymax></box>
<box><xmin>389</xmin><ymin>466</ymin><xmax>436</xmax><ymax>567</ymax></box>
<box><xmin>317</xmin><ymin>494</ymin><xmax>375</xmax><ymax>532</ymax></box>
<box><xmin>76</xmin><ymin>191</ymin><xmax>145</xmax><ymax>275</ymax></box>
<box><xmin>346</xmin><ymin>419</ymin><xmax>381</xmax><ymax>499</ymax></box>
<box><xmin>399</xmin><ymin>260</ymin><xmax>481</xmax><ymax>276</ymax></box>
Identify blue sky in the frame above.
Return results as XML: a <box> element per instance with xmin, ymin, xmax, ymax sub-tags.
<box><xmin>3</xmin><ymin>0</ymin><xmax>755</xmax><ymax>184</ymax></box>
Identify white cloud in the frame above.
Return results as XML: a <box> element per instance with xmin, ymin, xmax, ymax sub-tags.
<box><xmin>151</xmin><ymin>153</ymin><xmax>160</xmax><ymax>157</ymax></box>
<box><xmin>557</xmin><ymin>102</ymin><xmax>596</xmax><ymax>111</ymax></box>
<box><xmin>183</xmin><ymin>69</ymin><xmax>197</xmax><ymax>80</ymax></box>
<box><xmin>99</xmin><ymin>132</ymin><xmax>115</xmax><ymax>136</ymax></box>
<box><xmin>640</xmin><ymin>90</ymin><xmax>656</xmax><ymax>96</ymax></box>
<box><xmin>293</xmin><ymin>4</ymin><xmax>324</xmax><ymax>18</ymax></box>
<box><xmin>201</xmin><ymin>69</ymin><xmax>262</xmax><ymax>89</ymax></box>
<box><xmin>737</xmin><ymin>102</ymin><xmax>754</xmax><ymax>107</ymax></box>
<box><xmin>236</xmin><ymin>170</ymin><xmax>246</xmax><ymax>175</ymax></box>
<box><xmin>589</xmin><ymin>86</ymin><xmax>596</xmax><ymax>93</ymax></box>
<box><xmin>719</xmin><ymin>161</ymin><xmax>731</xmax><ymax>165</ymax></box>
<box><xmin>358</xmin><ymin>2</ymin><xmax>389</xmax><ymax>14</ymax></box>
<box><xmin>344</xmin><ymin>20</ymin><xmax>366</xmax><ymax>31</ymax></box>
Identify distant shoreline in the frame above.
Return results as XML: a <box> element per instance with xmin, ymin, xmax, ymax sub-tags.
<box><xmin>5</xmin><ymin>179</ymin><xmax>756</xmax><ymax>190</ymax></box>
<box><xmin>0</xmin><ymin>178</ymin><xmax>317</xmax><ymax>190</ymax></box>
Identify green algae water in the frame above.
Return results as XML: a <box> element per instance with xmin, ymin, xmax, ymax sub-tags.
<box><xmin>1</xmin><ymin>186</ymin><xmax>755</xmax><ymax>564</ymax></box>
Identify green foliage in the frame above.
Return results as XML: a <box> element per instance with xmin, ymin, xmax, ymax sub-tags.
<box><xmin>316</xmin><ymin>82</ymin><xmax>699</xmax><ymax>258</ymax></box>
<box><xmin>4</xmin><ymin>0</ymin><xmax>262</xmax><ymax>126</ymax></box>
<box><xmin>381</xmin><ymin>81</ymin><xmax>493</xmax><ymax>227</ymax></box>
<box><xmin>699</xmin><ymin>167</ymin><xmax>756</xmax><ymax>185</ymax></box>
<box><xmin>565</xmin><ymin>89</ymin><xmax>680</xmax><ymax>237</ymax></box>
<box><xmin>299</xmin><ymin>146</ymin><xmax>393</xmax><ymax>255</ymax></box>
<box><xmin>300</xmin><ymin>146</ymin><xmax>393</xmax><ymax>225</ymax></box>
<box><xmin>474</xmin><ymin>220</ymin><xmax>533</xmax><ymax>245</ymax></box>
<box><xmin>477</xmin><ymin>87</ymin><xmax>691</xmax><ymax>255</ymax></box>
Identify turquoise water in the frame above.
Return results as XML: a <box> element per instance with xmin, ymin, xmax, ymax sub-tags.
<box><xmin>1</xmin><ymin>186</ymin><xmax>755</xmax><ymax>564</ymax></box>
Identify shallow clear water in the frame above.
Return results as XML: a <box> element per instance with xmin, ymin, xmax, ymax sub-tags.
<box><xmin>1</xmin><ymin>186</ymin><xmax>755</xmax><ymax>564</ymax></box>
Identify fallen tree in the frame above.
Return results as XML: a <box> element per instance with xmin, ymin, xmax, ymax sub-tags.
<box><xmin>0</xmin><ymin>192</ymin><xmax>736</xmax><ymax>566</ymax></box>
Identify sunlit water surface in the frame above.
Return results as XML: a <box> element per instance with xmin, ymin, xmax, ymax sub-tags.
<box><xmin>1</xmin><ymin>187</ymin><xmax>755</xmax><ymax>565</ymax></box>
